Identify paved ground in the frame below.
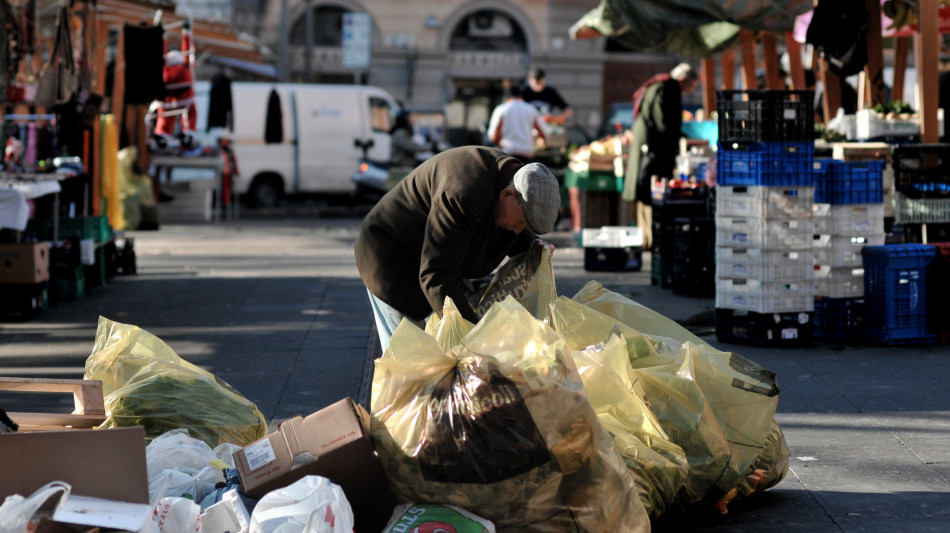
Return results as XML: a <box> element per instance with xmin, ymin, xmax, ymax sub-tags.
<box><xmin>2</xmin><ymin>215</ymin><xmax>950</xmax><ymax>532</ymax></box>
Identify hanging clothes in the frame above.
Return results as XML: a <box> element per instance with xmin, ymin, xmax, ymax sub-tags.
<box><xmin>154</xmin><ymin>50</ymin><xmax>197</xmax><ymax>136</ymax></box>
<box><xmin>805</xmin><ymin>0</ymin><xmax>868</xmax><ymax>77</ymax></box>
<box><xmin>207</xmin><ymin>71</ymin><xmax>233</xmax><ymax>131</ymax></box>
<box><xmin>264</xmin><ymin>88</ymin><xmax>283</xmax><ymax>144</ymax></box>
<box><xmin>123</xmin><ymin>24</ymin><xmax>165</xmax><ymax>104</ymax></box>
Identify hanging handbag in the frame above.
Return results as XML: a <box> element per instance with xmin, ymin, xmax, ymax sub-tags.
<box><xmin>34</xmin><ymin>5</ymin><xmax>77</xmax><ymax>108</ymax></box>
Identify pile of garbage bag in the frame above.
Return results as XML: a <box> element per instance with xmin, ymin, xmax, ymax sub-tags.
<box><xmin>1</xmin><ymin>247</ymin><xmax>788</xmax><ymax>532</ymax></box>
<box><xmin>373</xmin><ymin>247</ymin><xmax>789</xmax><ymax>531</ymax></box>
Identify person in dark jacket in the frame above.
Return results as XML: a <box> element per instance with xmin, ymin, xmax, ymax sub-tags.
<box><xmin>355</xmin><ymin>146</ymin><xmax>560</xmax><ymax>350</ymax></box>
<box><xmin>623</xmin><ymin>62</ymin><xmax>699</xmax><ymax>248</ymax></box>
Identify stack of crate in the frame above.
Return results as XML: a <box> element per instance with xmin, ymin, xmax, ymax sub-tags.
<box><xmin>812</xmin><ymin>159</ymin><xmax>886</xmax><ymax>341</ymax></box>
<box><xmin>893</xmin><ymin>144</ymin><xmax>950</xmax><ymax>243</ymax></box>
<box><xmin>714</xmin><ymin>89</ymin><xmax>816</xmax><ymax>345</ymax></box>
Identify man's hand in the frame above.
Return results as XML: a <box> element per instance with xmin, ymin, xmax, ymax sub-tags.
<box><xmin>534</xmin><ymin>239</ymin><xmax>555</xmax><ymax>257</ymax></box>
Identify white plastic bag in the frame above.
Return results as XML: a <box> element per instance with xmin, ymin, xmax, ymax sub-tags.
<box><xmin>249</xmin><ymin>476</ymin><xmax>354</xmax><ymax>533</ymax></box>
<box><xmin>0</xmin><ymin>481</ymin><xmax>70</xmax><ymax>533</ymax></box>
<box><xmin>147</xmin><ymin>429</ymin><xmax>227</xmax><ymax>502</ymax></box>
<box><xmin>152</xmin><ymin>497</ymin><xmax>202</xmax><ymax>533</ymax></box>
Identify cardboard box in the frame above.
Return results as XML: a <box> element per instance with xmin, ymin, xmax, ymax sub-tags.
<box><xmin>234</xmin><ymin>397</ymin><xmax>398</xmax><ymax>533</ymax></box>
<box><xmin>0</xmin><ymin>426</ymin><xmax>151</xmax><ymax>531</ymax></box>
<box><xmin>0</xmin><ymin>242</ymin><xmax>49</xmax><ymax>283</ymax></box>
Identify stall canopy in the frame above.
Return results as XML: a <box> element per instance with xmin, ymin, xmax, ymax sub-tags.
<box><xmin>570</xmin><ymin>0</ymin><xmax>815</xmax><ymax>57</ymax></box>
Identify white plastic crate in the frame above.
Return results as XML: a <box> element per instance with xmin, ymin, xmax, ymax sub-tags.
<box><xmin>716</xmin><ymin>185</ymin><xmax>814</xmax><ymax>219</ymax></box>
<box><xmin>716</xmin><ymin>277</ymin><xmax>815</xmax><ymax>313</ymax></box>
<box><xmin>855</xmin><ymin>108</ymin><xmax>944</xmax><ymax>140</ymax></box>
<box><xmin>812</xmin><ymin>233</ymin><xmax>886</xmax><ymax>267</ymax></box>
<box><xmin>894</xmin><ymin>193</ymin><xmax>950</xmax><ymax>224</ymax></box>
<box><xmin>812</xmin><ymin>203</ymin><xmax>885</xmax><ymax>235</ymax></box>
<box><xmin>814</xmin><ymin>265</ymin><xmax>864</xmax><ymax>298</ymax></box>
<box><xmin>715</xmin><ymin>215</ymin><xmax>813</xmax><ymax>249</ymax></box>
<box><xmin>581</xmin><ymin>226</ymin><xmax>644</xmax><ymax>248</ymax></box>
<box><xmin>716</xmin><ymin>247</ymin><xmax>814</xmax><ymax>281</ymax></box>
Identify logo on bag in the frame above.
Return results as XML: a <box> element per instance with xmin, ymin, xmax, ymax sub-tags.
<box><xmin>413</xmin><ymin>522</ymin><xmax>457</xmax><ymax>533</ymax></box>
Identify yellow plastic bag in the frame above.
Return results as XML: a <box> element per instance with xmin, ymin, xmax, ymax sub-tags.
<box><xmin>424</xmin><ymin>297</ymin><xmax>475</xmax><ymax>352</ymax></box>
<box><xmin>551</xmin><ymin>290</ymin><xmax>785</xmax><ymax>508</ymax></box>
<box><xmin>371</xmin><ymin>299</ymin><xmax>649</xmax><ymax>533</ymax></box>
<box><xmin>468</xmin><ymin>242</ymin><xmax>556</xmax><ymax>321</ymax></box>
<box><xmin>568</xmin><ymin>325</ymin><xmax>688</xmax><ymax>519</ymax></box>
<box><xmin>84</xmin><ymin>316</ymin><xmax>268</xmax><ymax>447</ymax></box>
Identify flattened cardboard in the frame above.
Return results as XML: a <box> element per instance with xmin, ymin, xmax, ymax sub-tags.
<box><xmin>0</xmin><ymin>242</ymin><xmax>49</xmax><ymax>283</ymax></box>
<box><xmin>233</xmin><ymin>397</ymin><xmax>397</xmax><ymax>533</ymax></box>
<box><xmin>0</xmin><ymin>426</ymin><xmax>149</xmax><ymax>504</ymax></box>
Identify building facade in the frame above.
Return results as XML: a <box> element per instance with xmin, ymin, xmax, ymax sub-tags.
<box><xmin>248</xmin><ymin>0</ymin><xmax>696</xmax><ymax>142</ymax></box>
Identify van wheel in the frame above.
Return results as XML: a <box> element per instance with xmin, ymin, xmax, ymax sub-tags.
<box><xmin>248</xmin><ymin>176</ymin><xmax>282</xmax><ymax>208</ymax></box>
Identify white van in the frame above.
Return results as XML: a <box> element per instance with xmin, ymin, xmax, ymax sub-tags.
<box><xmin>194</xmin><ymin>82</ymin><xmax>399</xmax><ymax>206</ymax></box>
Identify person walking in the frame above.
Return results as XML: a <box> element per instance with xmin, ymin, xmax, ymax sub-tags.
<box><xmin>623</xmin><ymin>62</ymin><xmax>699</xmax><ymax>249</ymax></box>
<box><xmin>487</xmin><ymin>84</ymin><xmax>548</xmax><ymax>161</ymax></box>
<box><xmin>354</xmin><ymin>146</ymin><xmax>560</xmax><ymax>350</ymax></box>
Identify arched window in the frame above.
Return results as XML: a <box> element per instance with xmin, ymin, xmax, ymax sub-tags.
<box><xmin>289</xmin><ymin>5</ymin><xmax>349</xmax><ymax>46</ymax></box>
<box><xmin>448</xmin><ymin>9</ymin><xmax>526</xmax><ymax>52</ymax></box>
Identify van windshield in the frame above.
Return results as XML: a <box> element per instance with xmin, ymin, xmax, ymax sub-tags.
<box><xmin>370</xmin><ymin>97</ymin><xmax>396</xmax><ymax>132</ymax></box>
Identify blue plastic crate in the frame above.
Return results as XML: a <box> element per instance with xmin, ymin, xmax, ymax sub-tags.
<box><xmin>717</xmin><ymin>142</ymin><xmax>815</xmax><ymax>186</ymax></box>
<box><xmin>813</xmin><ymin>296</ymin><xmax>863</xmax><ymax>342</ymax></box>
<box><xmin>861</xmin><ymin>244</ymin><xmax>936</xmax><ymax>345</ymax></box>
<box><xmin>814</xmin><ymin>160</ymin><xmax>884</xmax><ymax>204</ymax></box>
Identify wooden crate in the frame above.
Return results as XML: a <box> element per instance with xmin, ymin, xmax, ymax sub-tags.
<box><xmin>0</xmin><ymin>377</ymin><xmax>106</xmax><ymax>431</ymax></box>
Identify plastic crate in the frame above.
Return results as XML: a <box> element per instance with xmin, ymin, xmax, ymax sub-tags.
<box><xmin>715</xmin><ymin>308</ymin><xmax>814</xmax><ymax>346</ymax></box>
<box><xmin>814</xmin><ymin>160</ymin><xmax>884</xmax><ymax>204</ymax></box>
<box><xmin>814</xmin><ymin>296</ymin><xmax>864</xmax><ymax>342</ymax></box>
<box><xmin>927</xmin><ymin>243</ymin><xmax>950</xmax><ymax>342</ymax></box>
<box><xmin>716</xmin><ymin>247</ymin><xmax>814</xmax><ymax>281</ymax></box>
<box><xmin>717</xmin><ymin>141</ymin><xmax>815</xmax><ymax>186</ymax></box>
<box><xmin>812</xmin><ymin>203</ymin><xmax>885</xmax><ymax>235</ymax></box>
<box><xmin>892</xmin><ymin>144</ymin><xmax>950</xmax><ymax>199</ymax></box>
<box><xmin>899</xmin><ymin>222</ymin><xmax>950</xmax><ymax>243</ymax></box>
<box><xmin>716</xmin><ymin>277</ymin><xmax>815</xmax><ymax>313</ymax></box>
<box><xmin>0</xmin><ymin>282</ymin><xmax>47</xmax><ymax>320</ymax></box>
<box><xmin>893</xmin><ymin>192</ymin><xmax>950</xmax><ymax>224</ymax></box>
<box><xmin>716</xmin><ymin>215</ymin><xmax>813</xmax><ymax>249</ymax></box>
<box><xmin>672</xmin><ymin>218</ymin><xmax>715</xmax><ymax>297</ymax></box>
<box><xmin>26</xmin><ymin>216</ymin><xmax>112</xmax><ymax>243</ymax></box>
<box><xmin>813</xmin><ymin>233</ymin><xmax>886</xmax><ymax>267</ymax></box>
<box><xmin>716</xmin><ymin>185</ymin><xmax>814</xmax><ymax>219</ymax></box>
<box><xmin>583</xmin><ymin>227</ymin><xmax>644</xmax><ymax>271</ymax></box>
<box><xmin>814</xmin><ymin>265</ymin><xmax>865</xmax><ymax>298</ymax></box>
<box><xmin>717</xmin><ymin>89</ymin><xmax>815</xmax><ymax>143</ymax></box>
<box><xmin>861</xmin><ymin>244</ymin><xmax>936</xmax><ymax>345</ymax></box>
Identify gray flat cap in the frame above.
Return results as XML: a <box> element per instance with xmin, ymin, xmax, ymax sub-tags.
<box><xmin>513</xmin><ymin>163</ymin><xmax>560</xmax><ymax>235</ymax></box>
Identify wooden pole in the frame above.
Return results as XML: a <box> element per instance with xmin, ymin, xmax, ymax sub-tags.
<box><xmin>739</xmin><ymin>30</ymin><xmax>758</xmax><ymax>90</ymax></box>
<box><xmin>916</xmin><ymin>0</ymin><xmax>940</xmax><ymax>143</ymax></box>
<box><xmin>701</xmin><ymin>57</ymin><xmax>717</xmax><ymax>118</ymax></box>
<box><xmin>761</xmin><ymin>32</ymin><xmax>782</xmax><ymax>89</ymax></box>
<box><xmin>721</xmin><ymin>49</ymin><xmax>736</xmax><ymax>90</ymax></box>
<box><xmin>819</xmin><ymin>58</ymin><xmax>842</xmax><ymax>124</ymax></box>
<box><xmin>864</xmin><ymin>0</ymin><xmax>887</xmax><ymax>106</ymax></box>
<box><xmin>785</xmin><ymin>32</ymin><xmax>806</xmax><ymax>90</ymax></box>
<box><xmin>893</xmin><ymin>36</ymin><xmax>910</xmax><ymax>104</ymax></box>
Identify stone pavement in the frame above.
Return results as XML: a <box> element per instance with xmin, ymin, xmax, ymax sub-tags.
<box><xmin>2</xmin><ymin>219</ymin><xmax>950</xmax><ymax>532</ymax></box>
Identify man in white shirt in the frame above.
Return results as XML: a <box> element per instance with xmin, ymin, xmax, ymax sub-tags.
<box><xmin>487</xmin><ymin>84</ymin><xmax>548</xmax><ymax>160</ymax></box>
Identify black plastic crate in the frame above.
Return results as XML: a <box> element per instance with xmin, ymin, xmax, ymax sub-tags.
<box><xmin>717</xmin><ymin>89</ymin><xmax>815</xmax><ymax>143</ymax></box>
<box><xmin>584</xmin><ymin>246</ymin><xmax>643</xmax><ymax>272</ymax></box>
<box><xmin>893</xmin><ymin>143</ymin><xmax>950</xmax><ymax>199</ymax></box>
<box><xmin>715</xmin><ymin>308</ymin><xmax>814</xmax><ymax>346</ymax></box>
<box><xmin>0</xmin><ymin>282</ymin><xmax>48</xmax><ymax>320</ymax></box>
<box><xmin>899</xmin><ymin>223</ymin><xmax>950</xmax><ymax>244</ymax></box>
<box><xmin>928</xmin><ymin>243</ymin><xmax>950</xmax><ymax>342</ymax></box>
<box><xmin>672</xmin><ymin>217</ymin><xmax>715</xmax><ymax>297</ymax></box>
<box><xmin>814</xmin><ymin>296</ymin><xmax>864</xmax><ymax>342</ymax></box>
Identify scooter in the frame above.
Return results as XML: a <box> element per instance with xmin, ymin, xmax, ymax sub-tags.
<box><xmin>350</xmin><ymin>138</ymin><xmax>442</xmax><ymax>201</ymax></box>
